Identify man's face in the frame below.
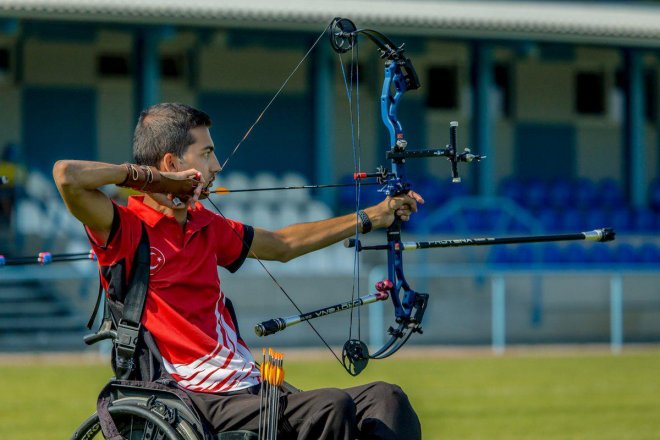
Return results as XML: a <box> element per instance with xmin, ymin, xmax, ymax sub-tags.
<box><xmin>179</xmin><ymin>126</ymin><xmax>221</xmax><ymax>195</ymax></box>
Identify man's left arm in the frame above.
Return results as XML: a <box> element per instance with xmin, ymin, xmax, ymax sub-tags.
<box><xmin>249</xmin><ymin>191</ymin><xmax>424</xmax><ymax>262</ymax></box>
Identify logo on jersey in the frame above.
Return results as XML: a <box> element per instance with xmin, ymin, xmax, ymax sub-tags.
<box><xmin>150</xmin><ymin>247</ymin><xmax>166</xmax><ymax>275</ymax></box>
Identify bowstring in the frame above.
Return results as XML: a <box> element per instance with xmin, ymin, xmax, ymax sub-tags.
<box><xmin>208</xmin><ymin>21</ymin><xmax>345</xmax><ymax>369</ymax></box>
<box><xmin>220</xmin><ymin>22</ymin><xmax>332</xmax><ymax>173</ymax></box>
<box><xmin>207</xmin><ymin>198</ymin><xmax>344</xmax><ymax>367</ymax></box>
<box><xmin>337</xmin><ymin>35</ymin><xmax>362</xmax><ymax>345</ymax></box>
<box><xmin>355</xmin><ymin>41</ymin><xmax>362</xmax><ymax>342</ymax></box>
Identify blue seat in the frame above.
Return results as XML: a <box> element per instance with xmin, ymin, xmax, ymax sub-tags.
<box><xmin>632</xmin><ymin>208</ymin><xmax>657</xmax><ymax>232</ymax></box>
<box><xmin>538</xmin><ymin>208</ymin><xmax>562</xmax><ymax>232</ymax></box>
<box><xmin>541</xmin><ymin>243</ymin><xmax>563</xmax><ymax>264</ymax></box>
<box><xmin>505</xmin><ymin>215</ymin><xmax>535</xmax><ymax>233</ymax></box>
<box><xmin>428</xmin><ymin>214</ymin><xmax>457</xmax><ymax>233</ymax></box>
<box><xmin>523</xmin><ymin>178</ymin><xmax>547</xmax><ymax>210</ymax></box>
<box><xmin>512</xmin><ymin>244</ymin><xmax>536</xmax><ymax>264</ymax></box>
<box><xmin>560</xmin><ymin>209</ymin><xmax>584</xmax><ymax>232</ymax></box>
<box><xmin>563</xmin><ymin>243</ymin><xmax>588</xmax><ymax>264</ymax></box>
<box><xmin>614</xmin><ymin>243</ymin><xmax>638</xmax><ymax>264</ymax></box>
<box><xmin>596</xmin><ymin>178</ymin><xmax>626</xmax><ymax>209</ymax></box>
<box><xmin>589</xmin><ymin>244</ymin><xmax>613</xmax><ymax>264</ymax></box>
<box><xmin>409</xmin><ymin>175</ymin><xmax>447</xmax><ymax>206</ymax></box>
<box><xmin>638</xmin><ymin>243</ymin><xmax>660</xmax><ymax>263</ymax></box>
<box><xmin>611</xmin><ymin>207</ymin><xmax>632</xmax><ymax>232</ymax></box>
<box><xmin>338</xmin><ymin>174</ymin><xmax>357</xmax><ymax>210</ymax></box>
<box><xmin>463</xmin><ymin>208</ymin><xmax>485</xmax><ymax>231</ymax></box>
<box><xmin>485</xmin><ymin>209</ymin><xmax>508</xmax><ymax>232</ymax></box>
<box><xmin>584</xmin><ymin>208</ymin><xmax>607</xmax><ymax>229</ymax></box>
<box><xmin>575</xmin><ymin>178</ymin><xmax>597</xmax><ymax>208</ymax></box>
<box><xmin>403</xmin><ymin>208</ymin><xmax>430</xmax><ymax>232</ymax></box>
<box><xmin>489</xmin><ymin>246</ymin><xmax>512</xmax><ymax>264</ymax></box>
<box><xmin>443</xmin><ymin>179</ymin><xmax>471</xmax><ymax>199</ymax></box>
<box><xmin>499</xmin><ymin>177</ymin><xmax>525</xmax><ymax>206</ymax></box>
<box><xmin>548</xmin><ymin>178</ymin><xmax>574</xmax><ymax>209</ymax></box>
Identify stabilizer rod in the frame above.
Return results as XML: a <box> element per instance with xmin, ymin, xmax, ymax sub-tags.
<box><xmin>255</xmin><ymin>290</ymin><xmax>389</xmax><ymax>337</ymax></box>
<box><xmin>345</xmin><ymin>228</ymin><xmax>616</xmax><ymax>252</ymax></box>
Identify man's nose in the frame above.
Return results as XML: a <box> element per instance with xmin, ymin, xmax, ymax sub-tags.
<box><xmin>211</xmin><ymin>154</ymin><xmax>222</xmax><ymax>174</ymax></box>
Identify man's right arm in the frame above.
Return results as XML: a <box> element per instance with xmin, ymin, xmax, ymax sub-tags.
<box><xmin>53</xmin><ymin>160</ymin><xmax>127</xmax><ymax>244</ymax></box>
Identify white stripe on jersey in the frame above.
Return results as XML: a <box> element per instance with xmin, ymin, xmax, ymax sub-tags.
<box><xmin>162</xmin><ymin>291</ymin><xmax>259</xmax><ymax>393</ymax></box>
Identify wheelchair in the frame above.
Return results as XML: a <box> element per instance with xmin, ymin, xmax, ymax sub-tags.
<box><xmin>71</xmin><ymin>319</ymin><xmax>258</xmax><ymax>440</ymax></box>
<box><xmin>70</xmin><ymin>380</ymin><xmax>258</xmax><ymax>440</ymax></box>
<box><xmin>71</xmin><ymin>379</ymin><xmax>258</xmax><ymax>440</ymax></box>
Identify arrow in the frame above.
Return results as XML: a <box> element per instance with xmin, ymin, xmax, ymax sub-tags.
<box><xmin>210</xmin><ymin>181</ymin><xmax>381</xmax><ymax>195</ymax></box>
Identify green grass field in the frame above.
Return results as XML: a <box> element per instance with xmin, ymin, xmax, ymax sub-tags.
<box><xmin>0</xmin><ymin>349</ymin><xmax>658</xmax><ymax>439</ymax></box>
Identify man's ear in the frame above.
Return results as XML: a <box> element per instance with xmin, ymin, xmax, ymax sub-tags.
<box><xmin>160</xmin><ymin>153</ymin><xmax>180</xmax><ymax>172</ymax></box>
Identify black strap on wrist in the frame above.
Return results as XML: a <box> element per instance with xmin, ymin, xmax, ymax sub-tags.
<box><xmin>357</xmin><ymin>210</ymin><xmax>372</xmax><ymax>234</ymax></box>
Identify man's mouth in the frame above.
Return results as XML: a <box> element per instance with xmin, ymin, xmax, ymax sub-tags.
<box><xmin>200</xmin><ymin>179</ymin><xmax>214</xmax><ymax>198</ymax></box>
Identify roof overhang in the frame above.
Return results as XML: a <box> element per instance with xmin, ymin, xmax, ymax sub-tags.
<box><xmin>2</xmin><ymin>0</ymin><xmax>660</xmax><ymax>48</ymax></box>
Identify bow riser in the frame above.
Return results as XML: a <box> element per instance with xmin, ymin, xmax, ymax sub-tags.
<box><xmin>381</xmin><ymin>62</ymin><xmax>407</xmax><ymax>146</ymax></box>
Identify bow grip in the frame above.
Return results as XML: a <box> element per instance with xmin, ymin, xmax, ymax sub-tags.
<box><xmin>254</xmin><ymin>318</ymin><xmax>286</xmax><ymax>337</ymax></box>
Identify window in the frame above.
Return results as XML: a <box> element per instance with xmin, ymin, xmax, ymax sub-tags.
<box><xmin>426</xmin><ymin>66</ymin><xmax>458</xmax><ymax>109</ymax></box>
<box><xmin>161</xmin><ymin>54</ymin><xmax>186</xmax><ymax>79</ymax></box>
<box><xmin>494</xmin><ymin>63</ymin><xmax>512</xmax><ymax>118</ymax></box>
<box><xmin>645</xmin><ymin>70</ymin><xmax>657</xmax><ymax>123</ymax></box>
<box><xmin>97</xmin><ymin>54</ymin><xmax>131</xmax><ymax>77</ymax></box>
<box><xmin>575</xmin><ymin>71</ymin><xmax>605</xmax><ymax>115</ymax></box>
<box><xmin>0</xmin><ymin>48</ymin><xmax>9</xmax><ymax>71</ymax></box>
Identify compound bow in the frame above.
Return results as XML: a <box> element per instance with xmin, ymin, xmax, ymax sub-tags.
<box><xmin>203</xmin><ymin>17</ymin><xmax>616</xmax><ymax>376</ymax></box>
<box><xmin>208</xmin><ymin>17</ymin><xmax>485</xmax><ymax>376</ymax></box>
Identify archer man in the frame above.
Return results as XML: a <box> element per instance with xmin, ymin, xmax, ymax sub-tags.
<box><xmin>54</xmin><ymin>102</ymin><xmax>423</xmax><ymax>439</ymax></box>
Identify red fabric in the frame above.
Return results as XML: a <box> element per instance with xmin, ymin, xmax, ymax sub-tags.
<box><xmin>87</xmin><ymin>196</ymin><xmax>259</xmax><ymax>392</ymax></box>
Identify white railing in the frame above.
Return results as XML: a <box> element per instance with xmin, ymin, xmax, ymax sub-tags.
<box><xmin>367</xmin><ymin>264</ymin><xmax>660</xmax><ymax>354</ymax></box>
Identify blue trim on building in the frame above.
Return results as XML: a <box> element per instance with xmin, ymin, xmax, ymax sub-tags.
<box><xmin>623</xmin><ymin>49</ymin><xmax>646</xmax><ymax>208</ymax></box>
<box><xmin>133</xmin><ymin>27</ymin><xmax>162</xmax><ymax>120</ymax></box>
<box><xmin>0</xmin><ymin>19</ymin><xmax>18</xmax><ymax>35</ymax></box>
<box><xmin>471</xmin><ymin>41</ymin><xmax>494</xmax><ymax>197</ymax></box>
<box><xmin>21</xmin><ymin>21</ymin><xmax>97</xmax><ymax>43</ymax></box>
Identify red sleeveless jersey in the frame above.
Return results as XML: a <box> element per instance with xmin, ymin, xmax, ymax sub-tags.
<box><xmin>88</xmin><ymin>196</ymin><xmax>259</xmax><ymax>393</ymax></box>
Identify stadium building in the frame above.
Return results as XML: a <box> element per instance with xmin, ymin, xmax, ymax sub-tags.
<box><xmin>0</xmin><ymin>0</ymin><xmax>659</xmax><ymax>352</ymax></box>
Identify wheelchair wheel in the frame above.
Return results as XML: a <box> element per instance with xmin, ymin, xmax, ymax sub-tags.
<box><xmin>71</xmin><ymin>396</ymin><xmax>202</xmax><ymax>440</ymax></box>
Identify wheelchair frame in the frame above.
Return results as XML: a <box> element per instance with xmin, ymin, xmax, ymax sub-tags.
<box><xmin>70</xmin><ymin>381</ymin><xmax>257</xmax><ymax>440</ymax></box>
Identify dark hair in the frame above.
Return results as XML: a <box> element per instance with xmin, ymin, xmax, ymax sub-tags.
<box><xmin>132</xmin><ymin>103</ymin><xmax>212</xmax><ymax>167</ymax></box>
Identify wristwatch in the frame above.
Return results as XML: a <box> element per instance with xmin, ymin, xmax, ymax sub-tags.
<box><xmin>357</xmin><ymin>210</ymin><xmax>372</xmax><ymax>234</ymax></box>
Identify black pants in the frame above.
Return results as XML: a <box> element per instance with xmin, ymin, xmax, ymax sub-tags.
<box><xmin>187</xmin><ymin>381</ymin><xmax>421</xmax><ymax>440</ymax></box>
